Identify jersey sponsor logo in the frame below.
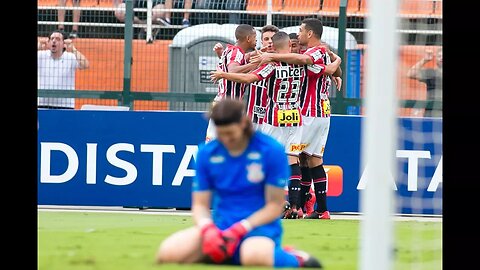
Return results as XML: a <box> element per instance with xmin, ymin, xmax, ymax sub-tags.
<box><xmin>246</xmin><ymin>162</ymin><xmax>265</xmax><ymax>183</ymax></box>
<box><xmin>309</xmin><ymin>49</ymin><xmax>323</xmax><ymax>61</ymax></box>
<box><xmin>307</xmin><ymin>64</ymin><xmax>324</xmax><ymax>74</ymax></box>
<box><xmin>209</xmin><ymin>155</ymin><xmax>225</xmax><ymax>164</ymax></box>
<box><xmin>322</xmin><ymin>99</ymin><xmax>331</xmax><ymax>116</ymax></box>
<box><xmin>247</xmin><ymin>152</ymin><xmax>262</xmax><ymax>160</ymax></box>
<box><xmin>257</xmin><ymin>64</ymin><xmax>275</xmax><ymax>78</ymax></box>
<box><xmin>289</xmin><ymin>143</ymin><xmax>307</xmax><ymax>153</ymax></box>
<box><xmin>278</xmin><ymin>109</ymin><xmax>300</xmax><ymax>124</ymax></box>
<box><xmin>275</xmin><ymin>66</ymin><xmax>303</xmax><ymax>79</ymax></box>
<box><xmin>253</xmin><ymin>105</ymin><xmax>266</xmax><ymax>116</ymax></box>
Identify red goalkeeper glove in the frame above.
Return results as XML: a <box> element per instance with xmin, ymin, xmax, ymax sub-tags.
<box><xmin>221</xmin><ymin>220</ymin><xmax>252</xmax><ymax>257</ymax></box>
<box><xmin>200</xmin><ymin>222</ymin><xmax>228</xmax><ymax>263</ymax></box>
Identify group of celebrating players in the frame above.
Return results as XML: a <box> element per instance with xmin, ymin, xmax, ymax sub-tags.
<box><xmin>156</xmin><ymin>18</ymin><xmax>340</xmax><ymax>268</ymax></box>
<box><xmin>207</xmin><ymin>18</ymin><xmax>342</xmax><ymax>220</ymax></box>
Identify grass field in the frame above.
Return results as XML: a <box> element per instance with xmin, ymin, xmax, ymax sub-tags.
<box><xmin>38</xmin><ymin>211</ymin><xmax>441</xmax><ymax>270</ymax></box>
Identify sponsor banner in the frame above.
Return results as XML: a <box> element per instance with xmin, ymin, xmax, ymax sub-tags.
<box><xmin>38</xmin><ymin>111</ymin><xmax>442</xmax><ymax>214</ymax></box>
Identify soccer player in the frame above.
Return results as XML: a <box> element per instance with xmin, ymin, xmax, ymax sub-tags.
<box><xmin>211</xmin><ymin>32</ymin><xmax>307</xmax><ymax>218</ymax></box>
<box><xmin>251</xmin><ymin>18</ymin><xmax>342</xmax><ymax>219</ymax></box>
<box><xmin>246</xmin><ymin>25</ymin><xmax>279</xmax><ymax>131</ymax></box>
<box><xmin>156</xmin><ymin>99</ymin><xmax>322</xmax><ymax>268</ymax></box>
<box><xmin>205</xmin><ymin>24</ymin><xmax>259</xmax><ymax>142</ymax></box>
<box><xmin>212</xmin><ymin>25</ymin><xmax>279</xmax><ymax>131</ymax></box>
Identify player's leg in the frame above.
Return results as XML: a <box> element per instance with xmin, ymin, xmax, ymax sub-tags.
<box><xmin>156</xmin><ymin>226</ymin><xmax>206</xmax><ymax>264</ymax></box>
<box><xmin>239</xmin><ymin>236</ymin><xmax>322</xmax><ymax>268</ymax></box>
<box><xmin>304</xmin><ymin>117</ymin><xmax>331</xmax><ymax>219</ymax></box>
<box><xmin>264</xmin><ymin>124</ymin><xmax>301</xmax><ymax>219</ymax></box>
<box><xmin>298</xmin><ymin>153</ymin><xmax>312</xmax><ymax>214</ymax></box>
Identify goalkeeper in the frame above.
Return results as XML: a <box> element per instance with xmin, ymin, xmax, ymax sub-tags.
<box><xmin>156</xmin><ymin>99</ymin><xmax>321</xmax><ymax>268</ymax></box>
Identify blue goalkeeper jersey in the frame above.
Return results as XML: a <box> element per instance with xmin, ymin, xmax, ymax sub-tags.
<box><xmin>193</xmin><ymin>131</ymin><xmax>290</xmax><ymax>239</ymax></box>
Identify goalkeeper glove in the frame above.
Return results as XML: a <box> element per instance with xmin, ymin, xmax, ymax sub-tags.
<box><xmin>222</xmin><ymin>220</ymin><xmax>252</xmax><ymax>257</ymax></box>
<box><xmin>200</xmin><ymin>222</ymin><xmax>228</xmax><ymax>263</ymax></box>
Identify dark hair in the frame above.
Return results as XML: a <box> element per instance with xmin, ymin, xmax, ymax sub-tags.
<box><xmin>302</xmin><ymin>18</ymin><xmax>323</xmax><ymax>39</ymax></box>
<box><xmin>288</xmin><ymin>33</ymin><xmax>298</xmax><ymax>40</ymax></box>
<box><xmin>210</xmin><ymin>99</ymin><xmax>253</xmax><ymax>137</ymax></box>
<box><xmin>49</xmin><ymin>30</ymin><xmax>67</xmax><ymax>41</ymax></box>
<box><xmin>261</xmin><ymin>25</ymin><xmax>279</xmax><ymax>37</ymax></box>
<box><xmin>49</xmin><ymin>30</ymin><xmax>67</xmax><ymax>52</ymax></box>
<box><xmin>235</xmin><ymin>24</ymin><xmax>256</xmax><ymax>41</ymax></box>
<box><xmin>271</xmin><ymin>31</ymin><xmax>290</xmax><ymax>49</ymax></box>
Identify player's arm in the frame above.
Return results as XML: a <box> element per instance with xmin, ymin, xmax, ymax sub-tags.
<box><xmin>213</xmin><ymin>42</ymin><xmax>224</xmax><ymax>59</ymax></box>
<box><xmin>328</xmin><ymin>51</ymin><xmax>343</xmax><ymax>77</ymax></box>
<box><xmin>254</xmin><ymin>52</ymin><xmax>314</xmax><ymax>65</ymax></box>
<box><xmin>324</xmin><ymin>55</ymin><xmax>341</xmax><ymax>76</ymax></box>
<box><xmin>191</xmin><ymin>149</ymin><xmax>227</xmax><ymax>263</ymax></box>
<box><xmin>210</xmin><ymin>70</ymin><xmax>259</xmax><ymax>84</ymax></box>
<box><xmin>228</xmin><ymin>61</ymin><xmax>259</xmax><ymax>73</ymax></box>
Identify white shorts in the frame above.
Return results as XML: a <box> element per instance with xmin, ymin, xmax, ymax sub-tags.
<box><xmin>205</xmin><ymin>118</ymin><xmax>217</xmax><ymax>143</ymax></box>
<box><xmin>252</xmin><ymin>122</ymin><xmax>263</xmax><ymax>131</ymax></box>
<box><xmin>301</xmin><ymin>116</ymin><xmax>330</xmax><ymax>158</ymax></box>
<box><xmin>261</xmin><ymin>123</ymin><xmax>303</xmax><ymax>156</ymax></box>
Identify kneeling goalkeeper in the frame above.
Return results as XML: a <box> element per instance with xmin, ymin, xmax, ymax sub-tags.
<box><xmin>156</xmin><ymin>99</ymin><xmax>321</xmax><ymax>268</ymax></box>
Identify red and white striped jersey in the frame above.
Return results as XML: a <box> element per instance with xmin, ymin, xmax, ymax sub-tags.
<box><xmin>214</xmin><ymin>44</ymin><xmax>248</xmax><ymax>102</ymax></box>
<box><xmin>246</xmin><ymin>80</ymin><xmax>268</xmax><ymax>124</ymax></box>
<box><xmin>300</xmin><ymin>46</ymin><xmax>332</xmax><ymax>118</ymax></box>
<box><xmin>253</xmin><ymin>62</ymin><xmax>306</xmax><ymax>127</ymax></box>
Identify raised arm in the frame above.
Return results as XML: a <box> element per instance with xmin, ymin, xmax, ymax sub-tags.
<box><xmin>407</xmin><ymin>50</ymin><xmax>433</xmax><ymax>80</ymax></box>
<box><xmin>65</xmin><ymin>39</ymin><xmax>90</xmax><ymax>69</ymax></box>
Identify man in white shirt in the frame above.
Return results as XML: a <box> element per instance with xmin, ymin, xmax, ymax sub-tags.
<box><xmin>37</xmin><ymin>30</ymin><xmax>89</xmax><ymax>109</ymax></box>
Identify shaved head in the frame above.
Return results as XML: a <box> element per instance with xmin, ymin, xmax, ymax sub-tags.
<box><xmin>271</xmin><ymin>31</ymin><xmax>290</xmax><ymax>50</ymax></box>
<box><xmin>235</xmin><ymin>24</ymin><xmax>256</xmax><ymax>41</ymax></box>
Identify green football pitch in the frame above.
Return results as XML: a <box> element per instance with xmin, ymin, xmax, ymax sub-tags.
<box><xmin>38</xmin><ymin>211</ymin><xmax>441</xmax><ymax>270</ymax></box>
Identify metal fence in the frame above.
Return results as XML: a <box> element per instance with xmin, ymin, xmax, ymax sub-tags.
<box><xmin>37</xmin><ymin>0</ymin><xmax>442</xmax><ymax>115</ymax></box>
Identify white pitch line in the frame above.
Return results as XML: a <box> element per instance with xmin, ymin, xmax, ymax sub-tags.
<box><xmin>38</xmin><ymin>205</ymin><xmax>442</xmax><ymax>222</ymax></box>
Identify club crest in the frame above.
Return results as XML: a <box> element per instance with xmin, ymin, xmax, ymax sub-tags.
<box><xmin>246</xmin><ymin>162</ymin><xmax>264</xmax><ymax>183</ymax></box>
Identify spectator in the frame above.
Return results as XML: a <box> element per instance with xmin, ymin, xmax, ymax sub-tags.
<box><xmin>38</xmin><ymin>30</ymin><xmax>90</xmax><ymax>109</ymax></box>
<box><xmin>196</xmin><ymin>0</ymin><xmax>244</xmax><ymax>24</ymax></box>
<box><xmin>114</xmin><ymin>0</ymin><xmax>170</xmax><ymax>38</ymax></box>
<box><xmin>58</xmin><ymin>0</ymin><xmax>82</xmax><ymax>39</ymax></box>
<box><xmin>161</xmin><ymin>0</ymin><xmax>193</xmax><ymax>27</ymax></box>
<box><xmin>195</xmin><ymin>0</ymin><xmax>222</xmax><ymax>24</ymax></box>
<box><xmin>225</xmin><ymin>0</ymin><xmax>245</xmax><ymax>24</ymax></box>
<box><xmin>407</xmin><ymin>48</ymin><xmax>442</xmax><ymax>117</ymax></box>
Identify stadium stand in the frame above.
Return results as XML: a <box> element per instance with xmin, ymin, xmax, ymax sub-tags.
<box><xmin>37</xmin><ymin>0</ymin><xmax>442</xmax><ymax>113</ymax></box>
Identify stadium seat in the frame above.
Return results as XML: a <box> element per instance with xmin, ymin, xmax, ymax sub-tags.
<box><xmin>321</xmin><ymin>0</ymin><xmax>360</xmax><ymax>14</ymax></box>
<box><xmin>281</xmin><ymin>0</ymin><xmax>321</xmax><ymax>14</ymax></box>
<box><xmin>357</xmin><ymin>0</ymin><xmax>435</xmax><ymax>17</ymax></box>
<box><xmin>246</xmin><ymin>0</ymin><xmax>283</xmax><ymax>14</ymax></box>
<box><xmin>399</xmin><ymin>0</ymin><xmax>434</xmax><ymax>16</ymax></box>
